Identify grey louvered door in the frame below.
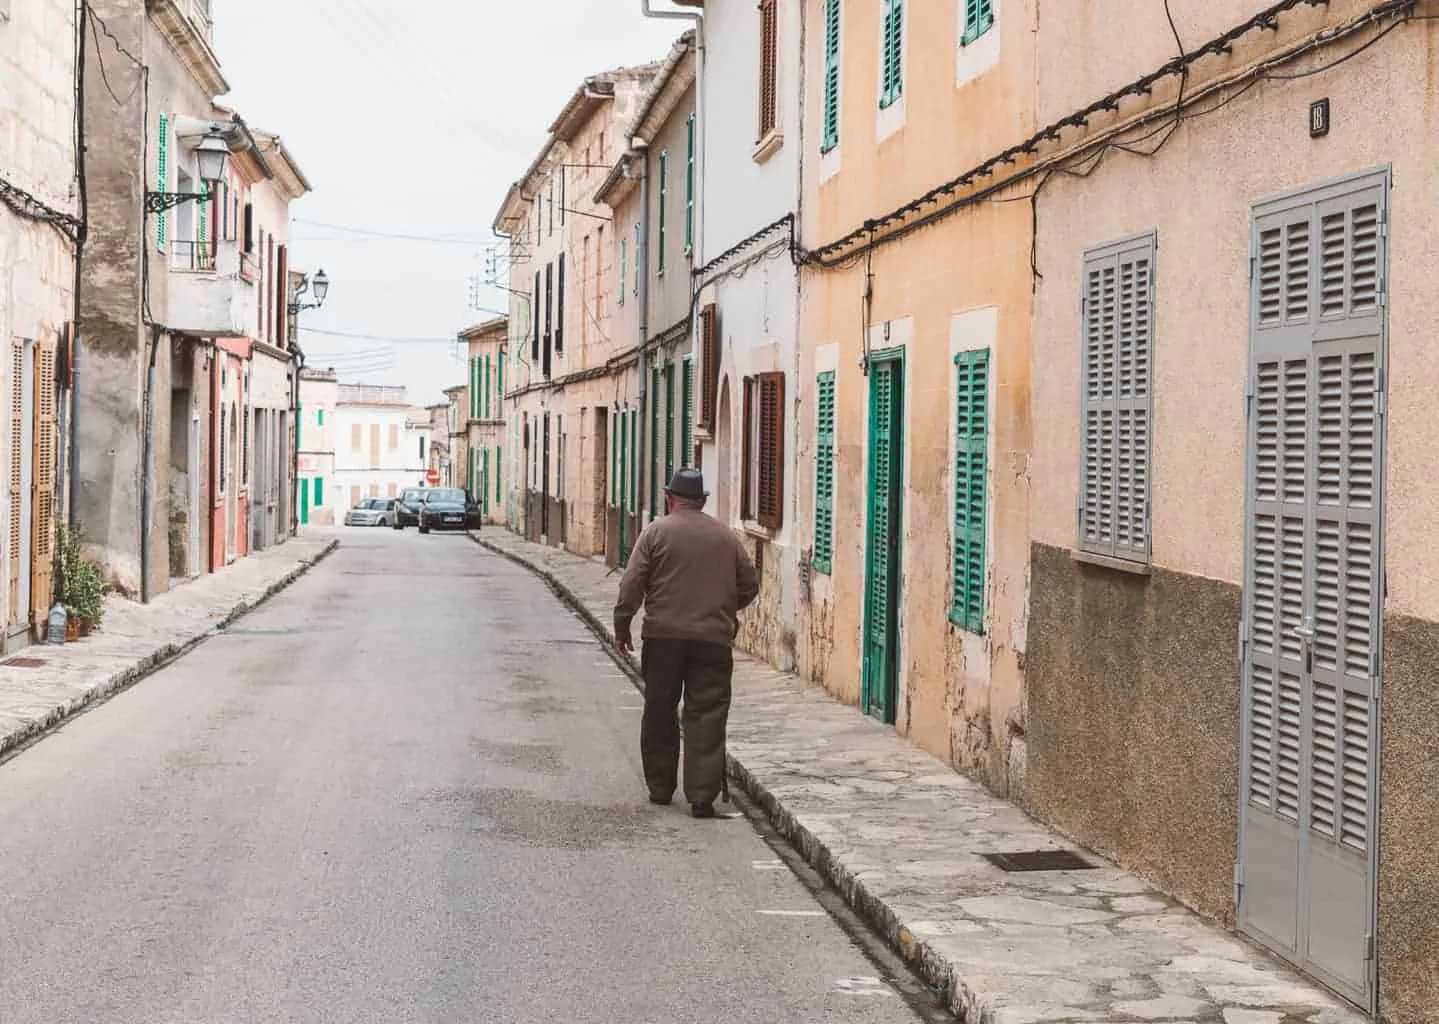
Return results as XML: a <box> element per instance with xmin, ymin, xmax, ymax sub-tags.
<box><xmin>1240</xmin><ymin>171</ymin><xmax>1386</xmax><ymax>1011</ymax></box>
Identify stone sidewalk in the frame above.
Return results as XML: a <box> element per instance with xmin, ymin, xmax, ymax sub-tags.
<box><xmin>0</xmin><ymin>533</ymin><xmax>337</xmax><ymax>763</ymax></box>
<box><xmin>473</xmin><ymin>527</ymin><xmax>1365</xmax><ymax>1024</ymax></box>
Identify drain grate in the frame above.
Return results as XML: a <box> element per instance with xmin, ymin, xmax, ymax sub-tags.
<box><xmin>982</xmin><ymin>849</ymin><xmax>1096</xmax><ymax>872</ymax></box>
<box><xmin>3</xmin><ymin>657</ymin><xmax>47</xmax><ymax>669</ymax></box>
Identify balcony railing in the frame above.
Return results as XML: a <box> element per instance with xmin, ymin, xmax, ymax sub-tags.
<box><xmin>172</xmin><ymin>239</ymin><xmax>216</xmax><ymax>273</ymax></box>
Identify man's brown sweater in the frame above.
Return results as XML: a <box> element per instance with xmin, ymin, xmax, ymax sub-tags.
<box><xmin>614</xmin><ymin>507</ymin><xmax>759</xmax><ymax>648</ymax></box>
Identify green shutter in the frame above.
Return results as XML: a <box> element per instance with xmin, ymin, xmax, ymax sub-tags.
<box><xmin>315</xmin><ymin>476</ymin><xmax>325</xmax><ymax>508</ymax></box>
<box><xmin>317</xmin><ymin>409</ymin><xmax>323</xmax><ymax>426</ymax></box>
<box><xmin>880</xmin><ymin>0</ymin><xmax>903</xmax><ymax>109</ymax></box>
<box><xmin>300</xmin><ymin>479</ymin><xmax>309</xmax><ymax>525</ymax></box>
<box><xmin>649</xmin><ymin>368</ymin><xmax>661</xmax><ymax>517</ymax></box>
<box><xmin>619</xmin><ymin>238</ymin><xmax>627</xmax><ymax>306</ymax></box>
<box><xmin>962</xmin><ymin>0</ymin><xmax>994</xmax><ymax>45</ymax></box>
<box><xmin>484</xmin><ymin>355</ymin><xmax>492</xmax><ymax>419</ymax></box>
<box><xmin>664</xmin><ymin>362</ymin><xmax>675</xmax><ymax>487</ymax></box>
<box><xmin>950</xmin><ymin>350</ymin><xmax>989</xmax><ymax>633</ymax></box>
<box><xmin>685</xmin><ymin>116</ymin><xmax>695</xmax><ymax>250</ymax></box>
<box><xmin>681</xmin><ymin>356</ymin><xmax>694</xmax><ymax>468</ymax></box>
<box><xmin>496</xmin><ymin>444</ymin><xmax>502</xmax><ymax>505</ymax></box>
<box><xmin>629</xmin><ymin>409</ymin><xmax>638</xmax><ymax>509</ymax></box>
<box><xmin>483</xmin><ymin>449</ymin><xmax>491</xmax><ymax>516</ymax></box>
<box><xmin>813</xmin><ymin>371</ymin><xmax>836</xmax><ymax>574</ymax></box>
<box><xmin>611</xmin><ymin>410</ymin><xmax>619</xmax><ymax>506</ymax></box>
<box><xmin>157</xmin><ymin>114</ymin><xmax>169</xmax><ymax>251</ymax></box>
<box><xmin>498</xmin><ymin>349</ymin><xmax>505</xmax><ymax>406</ymax></box>
<box><xmin>658</xmin><ymin>152</ymin><xmax>668</xmax><ymax>274</ymax></box>
<box><xmin>822</xmin><ymin>0</ymin><xmax>842</xmax><ymax>152</ymax></box>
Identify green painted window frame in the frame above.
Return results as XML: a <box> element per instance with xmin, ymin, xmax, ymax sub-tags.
<box><xmin>813</xmin><ymin>371</ymin><xmax>836</xmax><ymax>574</ymax></box>
<box><xmin>684</xmin><ymin>117</ymin><xmax>695</xmax><ymax>252</ymax></box>
<box><xmin>879</xmin><ymin>0</ymin><xmax>904</xmax><ymax>110</ymax></box>
<box><xmin>961</xmin><ymin>0</ymin><xmax>994</xmax><ymax>45</ymax></box>
<box><xmin>822</xmin><ymin>0</ymin><xmax>842</xmax><ymax>153</ymax></box>
<box><xmin>950</xmin><ymin>349</ymin><xmax>989</xmax><ymax>634</ymax></box>
<box><xmin>658</xmin><ymin>152</ymin><xmax>669</xmax><ymax>275</ymax></box>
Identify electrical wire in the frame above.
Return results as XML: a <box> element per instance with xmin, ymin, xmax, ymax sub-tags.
<box><xmin>292</xmin><ymin>218</ymin><xmax>495</xmax><ymax>245</ymax></box>
<box><xmin>300</xmin><ymin>327</ymin><xmax>464</xmax><ymax>344</ymax></box>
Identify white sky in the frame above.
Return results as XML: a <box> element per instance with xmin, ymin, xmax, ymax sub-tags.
<box><xmin>213</xmin><ymin>0</ymin><xmax>682</xmax><ymax>407</ymax></box>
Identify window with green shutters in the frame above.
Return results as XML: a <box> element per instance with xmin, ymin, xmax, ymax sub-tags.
<box><xmin>681</xmin><ymin>356</ymin><xmax>694</xmax><ymax>468</ymax></box>
<box><xmin>658</xmin><ymin>152</ymin><xmax>668</xmax><ymax>275</ymax></box>
<box><xmin>684</xmin><ymin>117</ymin><xmax>695</xmax><ymax>251</ymax></box>
<box><xmin>664</xmin><ymin>362</ymin><xmax>675</xmax><ymax>487</ymax></box>
<box><xmin>962</xmin><ymin>0</ymin><xmax>994</xmax><ymax>45</ymax></box>
<box><xmin>950</xmin><ymin>349</ymin><xmax>989</xmax><ymax>633</ymax></box>
<box><xmin>619</xmin><ymin>238</ymin><xmax>627</xmax><ymax>306</ymax></box>
<box><xmin>880</xmin><ymin>0</ymin><xmax>904</xmax><ymax>109</ymax></box>
<box><xmin>157</xmin><ymin>114</ymin><xmax>169</xmax><ymax>251</ymax></box>
<box><xmin>649</xmin><ymin>366</ymin><xmax>662</xmax><ymax>517</ymax></box>
<box><xmin>822</xmin><ymin>0</ymin><xmax>842</xmax><ymax>152</ymax></box>
<box><xmin>813</xmin><ymin>372</ymin><xmax>836</xmax><ymax>573</ymax></box>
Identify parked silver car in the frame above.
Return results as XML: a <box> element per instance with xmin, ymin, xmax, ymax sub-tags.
<box><xmin>344</xmin><ymin>497</ymin><xmax>397</xmax><ymax>527</ymax></box>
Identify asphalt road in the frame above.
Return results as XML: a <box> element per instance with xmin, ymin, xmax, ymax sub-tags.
<box><xmin>0</xmin><ymin>528</ymin><xmax>927</xmax><ymax>1024</ymax></box>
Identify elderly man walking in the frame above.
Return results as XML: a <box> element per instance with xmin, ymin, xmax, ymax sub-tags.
<box><xmin>614</xmin><ymin>469</ymin><xmax>758</xmax><ymax>818</ymax></box>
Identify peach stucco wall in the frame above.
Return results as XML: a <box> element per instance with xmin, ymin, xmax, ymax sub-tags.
<box><xmin>1030</xmin><ymin>15</ymin><xmax>1439</xmax><ymax>623</ymax></box>
<box><xmin>797</xmin><ymin>0</ymin><xmax>1037</xmax><ymax>792</ymax></box>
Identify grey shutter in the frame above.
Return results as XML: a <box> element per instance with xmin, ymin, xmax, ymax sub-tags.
<box><xmin>1080</xmin><ymin>233</ymin><xmax>1153</xmax><ymax>562</ymax></box>
<box><xmin>1240</xmin><ymin>171</ymin><xmax>1386</xmax><ymax>1009</ymax></box>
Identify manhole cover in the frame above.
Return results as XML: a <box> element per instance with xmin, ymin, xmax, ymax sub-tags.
<box><xmin>981</xmin><ymin>850</ymin><xmax>1096</xmax><ymax>872</ymax></box>
<box><xmin>3</xmin><ymin>657</ymin><xmax>46</xmax><ymax>668</ymax></box>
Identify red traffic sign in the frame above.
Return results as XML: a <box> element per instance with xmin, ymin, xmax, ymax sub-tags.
<box><xmin>426</xmin><ymin>469</ymin><xmax>440</xmax><ymax>484</ymax></box>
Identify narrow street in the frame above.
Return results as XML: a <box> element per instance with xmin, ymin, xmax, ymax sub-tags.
<box><xmin>0</xmin><ymin>531</ymin><xmax>925</xmax><ymax>1024</ymax></box>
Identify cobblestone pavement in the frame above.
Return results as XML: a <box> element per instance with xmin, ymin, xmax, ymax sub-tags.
<box><xmin>0</xmin><ymin>532</ymin><xmax>337</xmax><ymax>763</ymax></box>
<box><xmin>474</xmin><ymin>527</ymin><xmax>1366</xmax><ymax>1024</ymax></box>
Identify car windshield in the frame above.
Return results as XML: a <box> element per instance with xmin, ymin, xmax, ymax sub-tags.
<box><xmin>401</xmin><ymin>489</ymin><xmax>428</xmax><ymax>504</ymax></box>
<box><xmin>427</xmin><ymin>489</ymin><xmax>466</xmax><ymax>504</ymax></box>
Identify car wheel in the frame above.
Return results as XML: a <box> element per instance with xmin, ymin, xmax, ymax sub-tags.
<box><xmin>419</xmin><ymin>525</ymin><xmax>430</xmax><ymax>534</ymax></box>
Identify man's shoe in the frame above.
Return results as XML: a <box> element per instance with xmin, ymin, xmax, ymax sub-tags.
<box><xmin>691</xmin><ymin>802</ymin><xmax>716</xmax><ymax>819</ymax></box>
<box><xmin>649</xmin><ymin>793</ymin><xmax>672</xmax><ymax>806</ymax></box>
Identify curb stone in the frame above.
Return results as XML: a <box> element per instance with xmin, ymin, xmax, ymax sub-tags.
<box><xmin>466</xmin><ymin>532</ymin><xmax>979</xmax><ymax>1018</ymax></box>
<box><xmin>0</xmin><ymin>540</ymin><xmax>339</xmax><ymax>766</ymax></box>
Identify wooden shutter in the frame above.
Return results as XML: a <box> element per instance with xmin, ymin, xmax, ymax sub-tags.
<box><xmin>757</xmin><ymin>372</ymin><xmax>785</xmax><ymax>529</ymax></box>
<box><xmin>544</xmin><ymin>262</ymin><xmax>553</xmax><ymax>377</ymax></box>
<box><xmin>1079</xmin><ymin>234</ymin><xmax>1153</xmax><ymax>562</ymax></box>
<box><xmin>681</xmin><ymin>356</ymin><xmax>694</xmax><ymax>468</ymax></box>
<box><xmin>532</xmin><ymin>271</ymin><xmax>541</xmax><ymax>360</ymax></box>
<box><xmin>880</xmin><ymin>0</ymin><xmax>903</xmax><ymax>108</ymax></box>
<box><xmin>699</xmin><ymin>304</ymin><xmax>719</xmax><ymax>431</ymax></box>
<box><xmin>556</xmin><ymin>255</ymin><xmax>566</xmax><ymax>355</ymax></box>
<box><xmin>813</xmin><ymin>371</ymin><xmax>836</xmax><ymax>573</ymax></box>
<box><xmin>156</xmin><ymin>114</ymin><xmax>169</xmax><ymax>251</ymax></box>
<box><xmin>822</xmin><ymin>0</ymin><xmax>841</xmax><ymax>152</ymax></box>
<box><xmin>951</xmin><ymin>350</ymin><xmax>989</xmax><ymax>633</ymax></box>
<box><xmin>275</xmin><ymin>246</ymin><xmax>289</xmax><ymax>348</ymax></box>
<box><xmin>741</xmin><ymin>378</ymin><xmax>753</xmax><ymax>519</ymax></box>
<box><xmin>8</xmin><ymin>339</ymin><xmax>24</xmax><ymax>617</ymax></box>
<box><xmin>759</xmin><ymin>0</ymin><xmax>778</xmax><ymax>139</ymax></box>
<box><xmin>963</xmin><ymin>0</ymin><xmax>994</xmax><ymax>45</ymax></box>
<box><xmin>495</xmin><ymin>443</ymin><xmax>502</xmax><ymax>505</ymax></box>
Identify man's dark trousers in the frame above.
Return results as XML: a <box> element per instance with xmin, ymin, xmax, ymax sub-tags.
<box><xmin>640</xmin><ymin>638</ymin><xmax>734</xmax><ymax>806</ymax></box>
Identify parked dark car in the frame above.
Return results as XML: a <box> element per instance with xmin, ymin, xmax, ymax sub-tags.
<box><xmin>393</xmin><ymin>487</ymin><xmax>436</xmax><ymax>530</ymax></box>
<box><xmin>417</xmin><ymin>488</ymin><xmax>481</xmax><ymax>533</ymax></box>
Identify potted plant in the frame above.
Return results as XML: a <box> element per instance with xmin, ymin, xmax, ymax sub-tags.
<box><xmin>57</xmin><ymin>525</ymin><xmax>108</xmax><ymax>639</ymax></box>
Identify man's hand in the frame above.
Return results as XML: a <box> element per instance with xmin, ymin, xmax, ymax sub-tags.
<box><xmin>615</xmin><ymin>635</ymin><xmax>635</xmax><ymax>657</ymax></box>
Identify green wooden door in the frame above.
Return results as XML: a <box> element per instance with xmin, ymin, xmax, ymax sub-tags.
<box><xmin>863</xmin><ymin>355</ymin><xmax>904</xmax><ymax>723</ymax></box>
<box><xmin>299</xmin><ymin>479</ymin><xmax>310</xmax><ymax>526</ymax></box>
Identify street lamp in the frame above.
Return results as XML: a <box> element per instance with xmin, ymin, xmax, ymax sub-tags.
<box><xmin>144</xmin><ymin>126</ymin><xmax>231</xmax><ymax>214</ymax></box>
<box><xmin>289</xmin><ymin>269</ymin><xmax>330</xmax><ymax>315</ymax></box>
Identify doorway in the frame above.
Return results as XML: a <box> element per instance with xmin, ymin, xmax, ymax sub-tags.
<box><xmin>541</xmin><ymin>412</ymin><xmax>551</xmax><ymax>540</ymax></box>
<box><xmin>594</xmin><ymin>407</ymin><xmax>609</xmax><ymax>553</ymax></box>
<box><xmin>862</xmin><ymin>352</ymin><xmax>905</xmax><ymax>724</ymax></box>
<box><xmin>1238</xmin><ymin>170</ymin><xmax>1387</xmax><ymax>1011</ymax></box>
